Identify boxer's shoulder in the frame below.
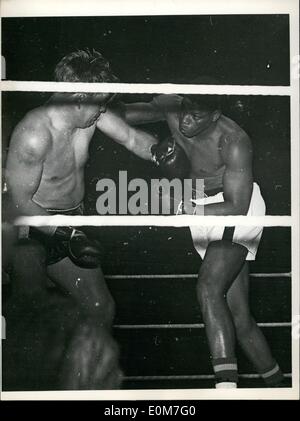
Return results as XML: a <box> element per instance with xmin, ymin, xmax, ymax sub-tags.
<box><xmin>218</xmin><ymin>117</ymin><xmax>252</xmax><ymax>160</ymax></box>
<box><xmin>219</xmin><ymin>134</ymin><xmax>253</xmax><ymax>168</ymax></box>
<box><xmin>10</xmin><ymin>115</ymin><xmax>52</xmax><ymax>162</ymax></box>
<box><xmin>219</xmin><ymin>115</ymin><xmax>250</xmax><ymax>141</ymax></box>
<box><xmin>13</xmin><ymin>106</ymin><xmax>51</xmax><ymax>135</ymax></box>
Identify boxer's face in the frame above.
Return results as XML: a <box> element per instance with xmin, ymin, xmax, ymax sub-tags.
<box><xmin>179</xmin><ymin>98</ymin><xmax>217</xmax><ymax>138</ymax></box>
<box><xmin>78</xmin><ymin>93</ymin><xmax>114</xmax><ymax>128</ymax></box>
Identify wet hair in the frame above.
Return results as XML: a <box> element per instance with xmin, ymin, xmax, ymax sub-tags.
<box><xmin>54</xmin><ymin>49</ymin><xmax>119</xmax><ymax>83</ymax></box>
<box><xmin>183</xmin><ymin>94</ymin><xmax>221</xmax><ymax>113</ymax></box>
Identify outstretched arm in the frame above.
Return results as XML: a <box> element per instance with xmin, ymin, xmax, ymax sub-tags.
<box><xmin>97</xmin><ymin>108</ymin><xmax>158</xmax><ymax>160</ymax></box>
<box><xmin>121</xmin><ymin>102</ymin><xmax>165</xmax><ymax>126</ymax></box>
<box><xmin>204</xmin><ymin>136</ymin><xmax>253</xmax><ymax>216</ymax></box>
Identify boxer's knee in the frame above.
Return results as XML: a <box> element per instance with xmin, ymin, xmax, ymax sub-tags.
<box><xmin>84</xmin><ymin>293</ymin><xmax>116</xmax><ymax>327</ymax></box>
<box><xmin>47</xmin><ymin>261</ymin><xmax>116</xmax><ymax>326</ymax></box>
<box><xmin>84</xmin><ymin>272</ymin><xmax>116</xmax><ymax>325</ymax></box>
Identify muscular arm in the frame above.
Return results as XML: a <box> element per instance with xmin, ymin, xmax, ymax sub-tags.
<box><xmin>6</xmin><ymin>126</ymin><xmax>52</xmax><ymax>221</ymax></box>
<box><xmin>204</xmin><ymin>136</ymin><xmax>253</xmax><ymax>215</ymax></box>
<box><xmin>122</xmin><ymin>102</ymin><xmax>165</xmax><ymax>125</ymax></box>
<box><xmin>97</xmin><ymin>108</ymin><xmax>158</xmax><ymax>160</ymax></box>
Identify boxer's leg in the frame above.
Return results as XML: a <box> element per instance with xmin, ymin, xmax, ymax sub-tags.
<box><xmin>196</xmin><ymin>240</ymin><xmax>248</xmax><ymax>386</ymax></box>
<box><xmin>10</xmin><ymin>239</ymin><xmax>48</xmax><ymax>306</ymax></box>
<box><xmin>47</xmin><ymin>258</ymin><xmax>122</xmax><ymax>389</ymax></box>
<box><xmin>227</xmin><ymin>263</ymin><xmax>283</xmax><ymax>385</ymax></box>
<box><xmin>46</xmin><ymin>258</ymin><xmax>115</xmax><ymax>325</ymax></box>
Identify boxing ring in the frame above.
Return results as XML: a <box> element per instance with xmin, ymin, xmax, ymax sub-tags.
<box><xmin>2</xmin><ymin>80</ymin><xmax>298</xmax><ymax>392</ymax></box>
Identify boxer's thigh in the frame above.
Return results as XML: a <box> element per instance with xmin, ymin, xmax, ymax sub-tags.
<box><xmin>46</xmin><ymin>257</ymin><xmax>115</xmax><ymax>322</ymax></box>
<box><xmin>198</xmin><ymin>240</ymin><xmax>248</xmax><ymax>294</ymax></box>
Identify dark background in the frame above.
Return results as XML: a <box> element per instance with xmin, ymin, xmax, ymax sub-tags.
<box><xmin>2</xmin><ymin>15</ymin><xmax>290</xmax><ymax>85</ymax></box>
<box><xmin>2</xmin><ymin>92</ymin><xmax>291</xmax><ymax>215</ymax></box>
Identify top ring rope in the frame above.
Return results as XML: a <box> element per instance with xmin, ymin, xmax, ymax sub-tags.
<box><xmin>0</xmin><ymin>81</ymin><xmax>292</xmax><ymax>96</ymax></box>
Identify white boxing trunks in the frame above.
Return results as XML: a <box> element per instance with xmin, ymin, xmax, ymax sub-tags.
<box><xmin>189</xmin><ymin>183</ymin><xmax>266</xmax><ymax>261</ymax></box>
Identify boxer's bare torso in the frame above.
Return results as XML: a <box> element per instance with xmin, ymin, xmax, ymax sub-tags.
<box><xmin>6</xmin><ymin>95</ymin><xmax>157</xmax><ymax>216</ymax></box>
<box><xmin>154</xmin><ymin>95</ymin><xmax>251</xmax><ymax>192</ymax></box>
<box><xmin>175</xmin><ymin>115</ymin><xmax>250</xmax><ymax>192</ymax></box>
<box><xmin>125</xmin><ymin>95</ymin><xmax>253</xmax><ymax>215</ymax></box>
<box><xmin>125</xmin><ymin>94</ymin><xmax>253</xmax><ymax>195</ymax></box>
<box><xmin>7</xmin><ymin>105</ymin><xmax>96</xmax><ymax>210</ymax></box>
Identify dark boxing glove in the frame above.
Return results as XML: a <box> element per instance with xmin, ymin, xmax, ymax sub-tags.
<box><xmin>151</xmin><ymin>136</ymin><xmax>190</xmax><ymax>179</ymax></box>
<box><xmin>54</xmin><ymin>227</ymin><xmax>102</xmax><ymax>269</ymax></box>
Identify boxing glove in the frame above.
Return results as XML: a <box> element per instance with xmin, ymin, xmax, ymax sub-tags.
<box><xmin>53</xmin><ymin>227</ymin><xmax>102</xmax><ymax>269</ymax></box>
<box><xmin>151</xmin><ymin>136</ymin><xmax>190</xmax><ymax>180</ymax></box>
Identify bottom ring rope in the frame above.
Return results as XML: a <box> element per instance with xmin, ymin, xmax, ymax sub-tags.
<box><xmin>123</xmin><ymin>373</ymin><xmax>292</xmax><ymax>381</ymax></box>
<box><xmin>114</xmin><ymin>322</ymin><xmax>291</xmax><ymax>329</ymax></box>
<box><xmin>106</xmin><ymin>272</ymin><xmax>291</xmax><ymax>280</ymax></box>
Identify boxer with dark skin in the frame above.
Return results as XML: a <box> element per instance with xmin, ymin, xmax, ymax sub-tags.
<box><xmin>5</xmin><ymin>50</ymin><xmax>158</xmax><ymax>389</ymax></box>
<box><xmin>124</xmin><ymin>94</ymin><xmax>283</xmax><ymax>387</ymax></box>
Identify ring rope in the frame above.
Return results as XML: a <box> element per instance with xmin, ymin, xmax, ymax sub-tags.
<box><xmin>106</xmin><ymin>272</ymin><xmax>291</xmax><ymax>280</ymax></box>
<box><xmin>123</xmin><ymin>373</ymin><xmax>292</xmax><ymax>381</ymax></box>
<box><xmin>114</xmin><ymin>322</ymin><xmax>291</xmax><ymax>329</ymax></box>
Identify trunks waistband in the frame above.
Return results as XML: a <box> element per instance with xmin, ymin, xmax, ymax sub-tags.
<box><xmin>204</xmin><ymin>187</ymin><xmax>224</xmax><ymax>197</ymax></box>
<box><xmin>190</xmin><ymin>186</ymin><xmax>223</xmax><ymax>200</ymax></box>
<box><xmin>46</xmin><ymin>202</ymin><xmax>84</xmax><ymax>216</ymax></box>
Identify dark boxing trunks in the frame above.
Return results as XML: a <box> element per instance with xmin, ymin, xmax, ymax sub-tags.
<box><xmin>29</xmin><ymin>203</ymin><xmax>85</xmax><ymax>266</ymax></box>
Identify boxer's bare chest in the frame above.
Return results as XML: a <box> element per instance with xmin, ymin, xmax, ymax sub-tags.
<box><xmin>185</xmin><ymin>138</ymin><xmax>224</xmax><ymax>177</ymax></box>
<box><xmin>173</xmin><ymin>129</ymin><xmax>226</xmax><ymax>178</ymax></box>
<box><xmin>166</xmin><ymin>111</ymin><xmax>225</xmax><ymax>178</ymax></box>
<box><xmin>181</xmin><ymin>138</ymin><xmax>226</xmax><ymax>191</ymax></box>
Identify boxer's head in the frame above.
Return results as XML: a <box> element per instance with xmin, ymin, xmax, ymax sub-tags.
<box><xmin>179</xmin><ymin>95</ymin><xmax>221</xmax><ymax>138</ymax></box>
<box><xmin>54</xmin><ymin>49</ymin><xmax>118</xmax><ymax>83</ymax></box>
<box><xmin>54</xmin><ymin>49</ymin><xmax>118</xmax><ymax>128</ymax></box>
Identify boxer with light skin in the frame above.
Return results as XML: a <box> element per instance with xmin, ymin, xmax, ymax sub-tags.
<box><xmin>124</xmin><ymin>93</ymin><xmax>284</xmax><ymax>388</ymax></box>
<box><xmin>5</xmin><ymin>49</ymin><xmax>158</xmax><ymax>389</ymax></box>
